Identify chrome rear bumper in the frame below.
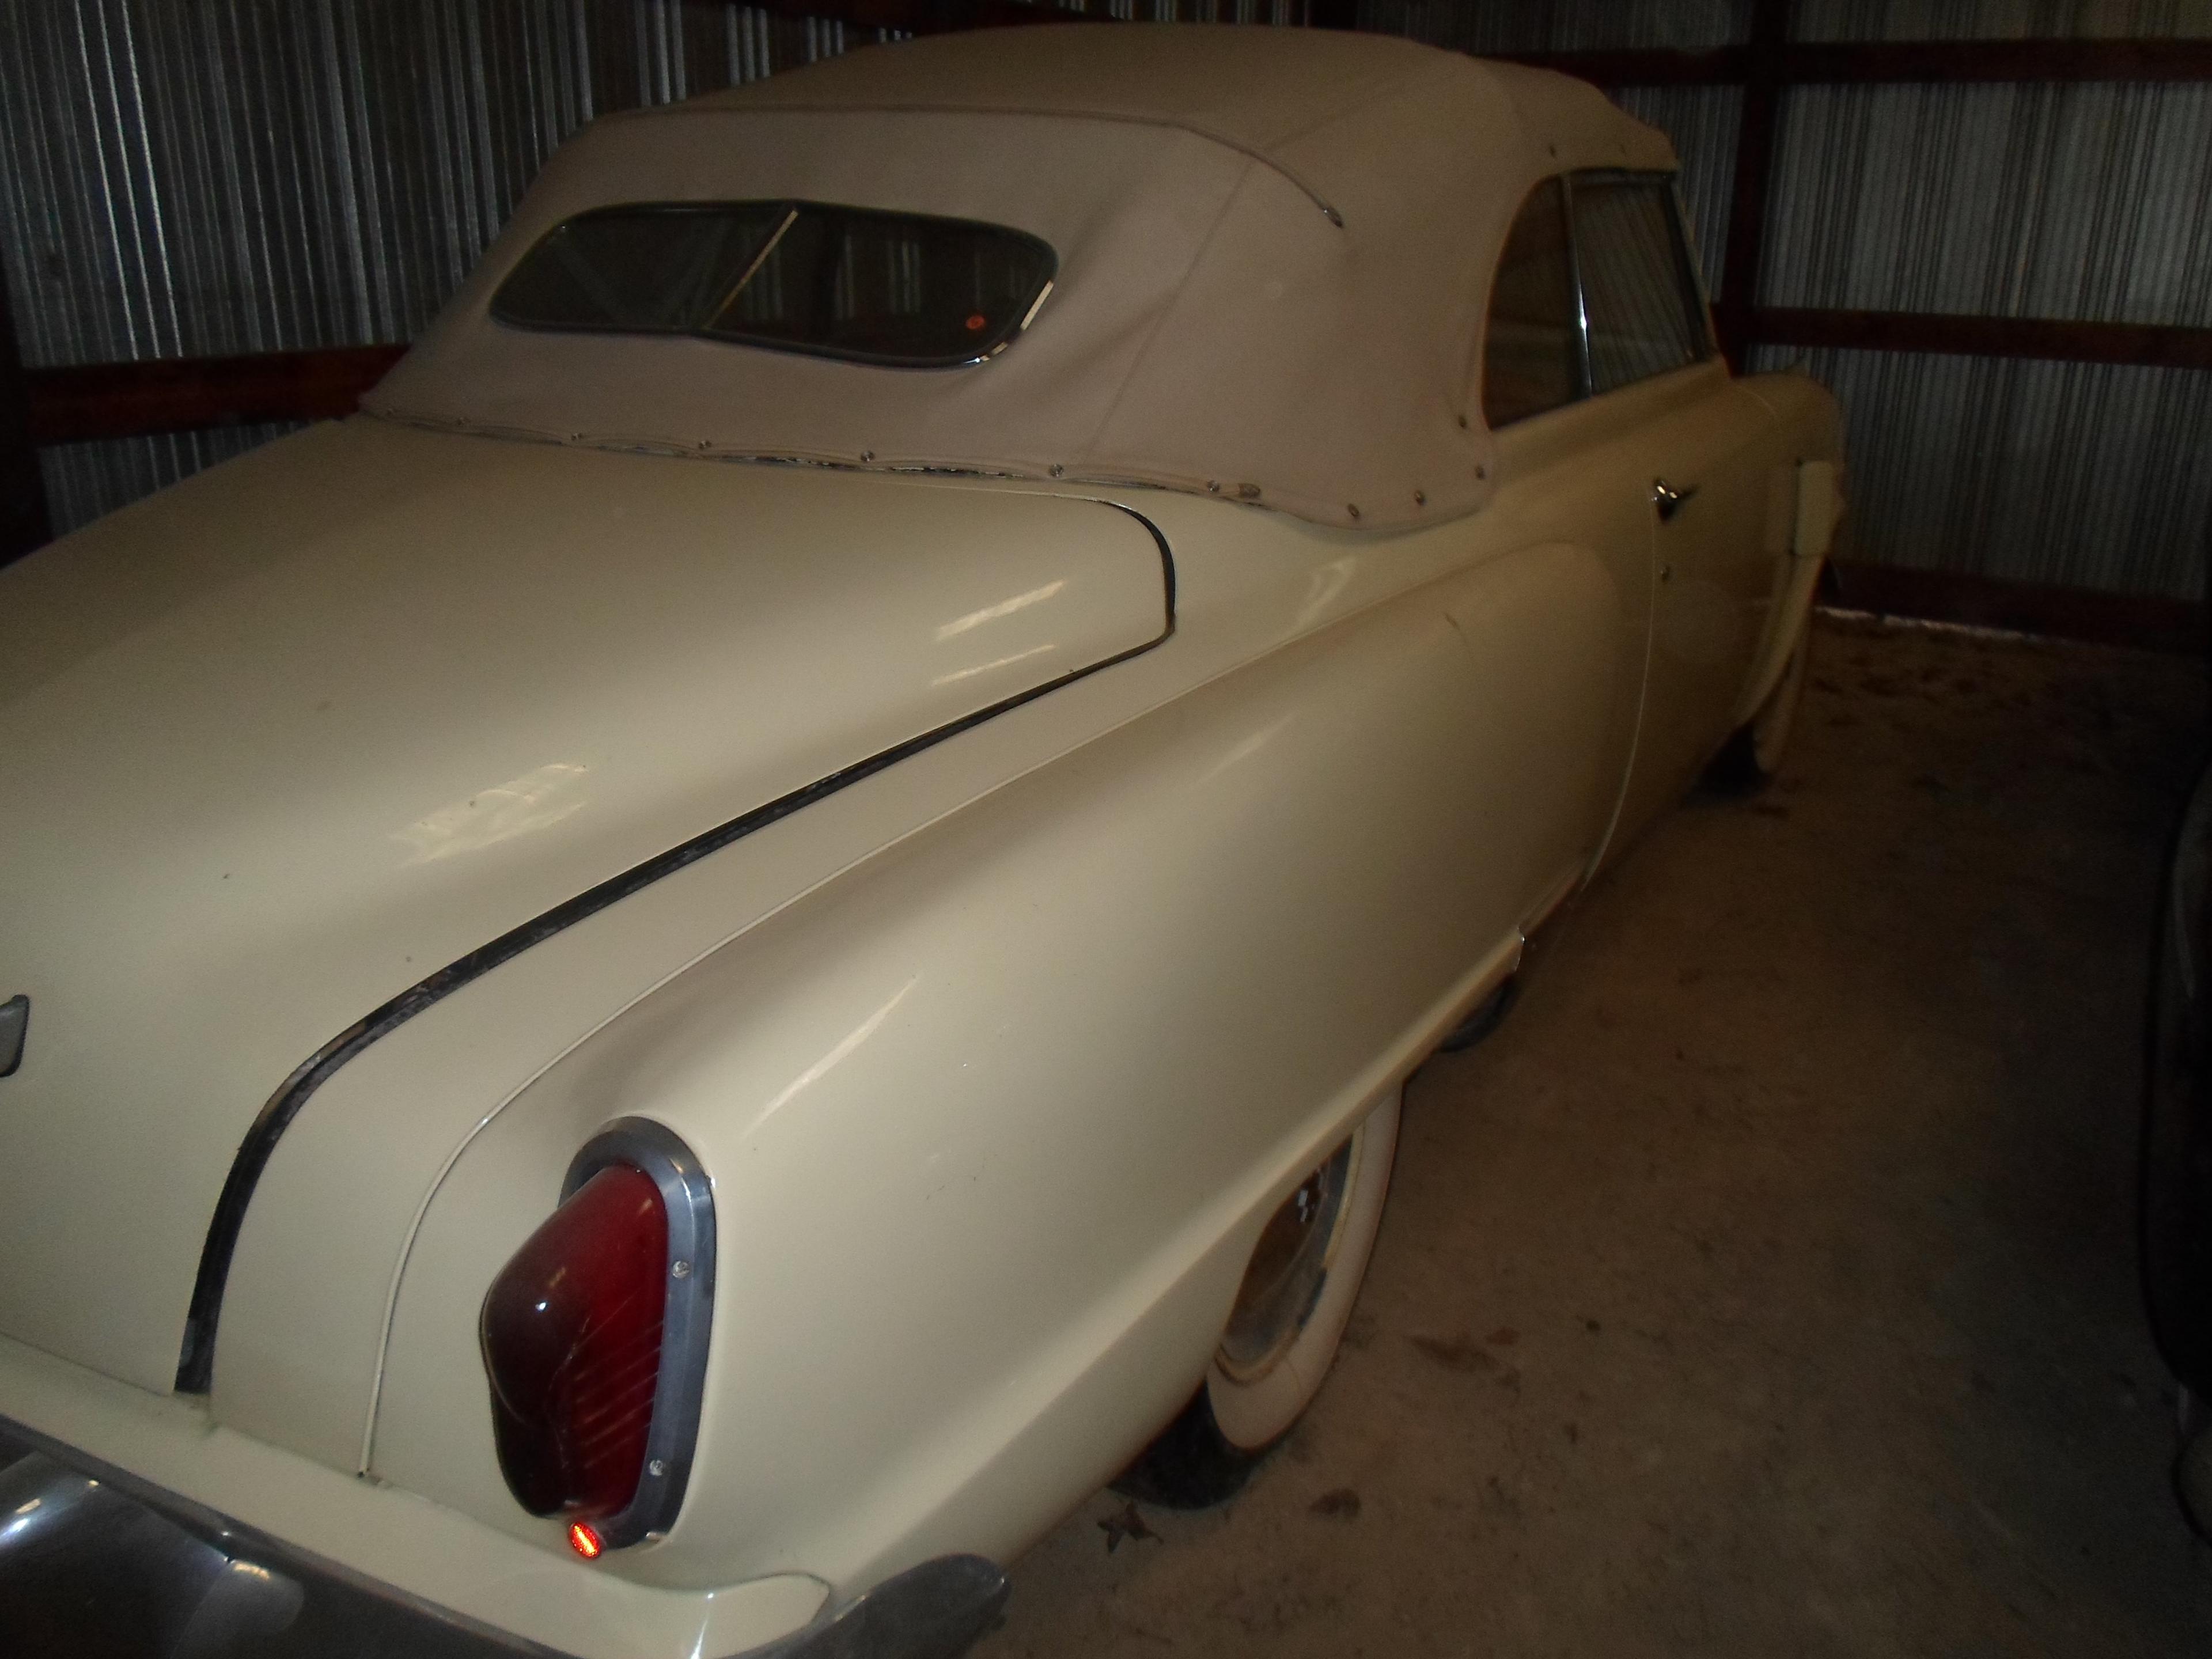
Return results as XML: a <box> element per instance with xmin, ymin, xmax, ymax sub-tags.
<box><xmin>0</xmin><ymin>1433</ymin><xmax>541</xmax><ymax>1657</ymax></box>
<box><xmin>0</xmin><ymin>1429</ymin><xmax>1006</xmax><ymax>1659</ymax></box>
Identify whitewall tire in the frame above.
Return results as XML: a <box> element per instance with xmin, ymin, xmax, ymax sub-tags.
<box><xmin>1116</xmin><ymin>1090</ymin><xmax>1400</xmax><ymax>1505</ymax></box>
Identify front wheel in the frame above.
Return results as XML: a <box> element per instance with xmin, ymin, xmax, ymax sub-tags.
<box><xmin>1705</xmin><ymin>619</ymin><xmax>1811</xmax><ymax>794</ymax></box>
<box><xmin>1115</xmin><ymin>1091</ymin><xmax>1400</xmax><ymax>1508</ymax></box>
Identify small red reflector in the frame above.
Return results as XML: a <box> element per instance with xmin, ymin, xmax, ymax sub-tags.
<box><xmin>481</xmin><ymin>1164</ymin><xmax>669</xmax><ymax>1528</ymax></box>
<box><xmin>569</xmin><ymin>1521</ymin><xmax>603</xmax><ymax>1559</ymax></box>
<box><xmin>965</xmin><ymin>312</ymin><xmax>986</xmax><ymax>331</ymax></box>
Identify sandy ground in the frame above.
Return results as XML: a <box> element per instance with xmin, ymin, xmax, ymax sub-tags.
<box><xmin>972</xmin><ymin>613</ymin><xmax>2212</xmax><ymax>1659</ymax></box>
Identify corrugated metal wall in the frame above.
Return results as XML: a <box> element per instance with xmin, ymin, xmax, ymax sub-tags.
<box><xmin>1766</xmin><ymin>82</ymin><xmax>2212</xmax><ymax>327</ymax></box>
<box><xmin>1747</xmin><ymin>346</ymin><xmax>2212</xmax><ymax>596</ymax></box>
<box><xmin>5</xmin><ymin>0</ymin><xmax>2209</xmax><ymax>601</ymax></box>
<box><xmin>1796</xmin><ymin>2</ymin><xmax>2212</xmax><ymax>41</ymax></box>
<box><xmin>1361</xmin><ymin>1</ymin><xmax>1752</xmax><ymax>51</ymax></box>
<box><xmin>1769</xmin><ymin>4</ymin><xmax>2212</xmax><ymax>599</ymax></box>
<box><xmin>1755</xmin><ymin>59</ymin><xmax>2212</xmax><ymax>596</ymax></box>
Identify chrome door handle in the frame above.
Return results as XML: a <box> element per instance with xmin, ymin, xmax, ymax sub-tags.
<box><xmin>1652</xmin><ymin>478</ymin><xmax>1699</xmax><ymax>522</ymax></box>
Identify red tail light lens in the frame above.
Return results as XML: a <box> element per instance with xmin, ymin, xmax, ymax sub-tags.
<box><xmin>480</xmin><ymin>1164</ymin><xmax>668</xmax><ymax>1522</ymax></box>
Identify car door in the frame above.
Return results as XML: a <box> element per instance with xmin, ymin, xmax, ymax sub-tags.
<box><xmin>1566</xmin><ymin>171</ymin><xmax>1785</xmax><ymax>842</ymax></box>
<box><xmin>1465</xmin><ymin>175</ymin><xmax>1660</xmax><ymax>914</ymax></box>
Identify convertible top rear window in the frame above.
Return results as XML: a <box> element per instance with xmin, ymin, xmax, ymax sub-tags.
<box><xmin>492</xmin><ymin>200</ymin><xmax>1058</xmax><ymax>369</ymax></box>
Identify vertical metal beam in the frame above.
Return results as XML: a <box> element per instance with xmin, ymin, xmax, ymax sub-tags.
<box><xmin>1714</xmin><ymin>0</ymin><xmax>1790</xmax><ymax>369</ymax></box>
<box><xmin>0</xmin><ymin>252</ymin><xmax>51</xmax><ymax>568</ymax></box>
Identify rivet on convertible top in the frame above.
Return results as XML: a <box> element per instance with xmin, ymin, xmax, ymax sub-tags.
<box><xmin>1347</xmin><ymin>503</ymin><xmax>1361</xmax><ymax>521</ymax></box>
<box><xmin>1413</xmin><ymin>490</ymin><xmax>1426</xmax><ymax>507</ymax></box>
<box><xmin>859</xmin><ymin>449</ymin><xmax>874</xmax><ymax>462</ymax></box>
<box><xmin>1050</xmin><ymin>464</ymin><xmax>1065</xmax><ymax>478</ymax></box>
<box><xmin>1237</xmin><ymin>483</ymin><xmax>1261</xmax><ymax>501</ymax></box>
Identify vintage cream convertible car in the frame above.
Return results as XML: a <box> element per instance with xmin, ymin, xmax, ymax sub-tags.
<box><xmin>0</xmin><ymin>24</ymin><xmax>1843</xmax><ymax>1659</ymax></box>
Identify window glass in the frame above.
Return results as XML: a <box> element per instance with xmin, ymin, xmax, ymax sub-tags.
<box><xmin>1481</xmin><ymin>179</ymin><xmax>1581</xmax><ymax>428</ymax></box>
<box><xmin>1570</xmin><ymin>175</ymin><xmax>1709</xmax><ymax>395</ymax></box>
<box><xmin>493</xmin><ymin>201</ymin><xmax>1058</xmax><ymax>369</ymax></box>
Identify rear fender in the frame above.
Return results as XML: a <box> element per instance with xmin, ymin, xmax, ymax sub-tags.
<box><xmin>365</xmin><ymin>541</ymin><xmax>1624</xmax><ymax>1600</ymax></box>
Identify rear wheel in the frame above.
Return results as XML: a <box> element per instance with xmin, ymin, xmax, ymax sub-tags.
<box><xmin>1116</xmin><ymin>1092</ymin><xmax>1400</xmax><ymax>1508</ymax></box>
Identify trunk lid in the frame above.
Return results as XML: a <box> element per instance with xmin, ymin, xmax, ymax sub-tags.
<box><xmin>0</xmin><ymin>418</ymin><xmax>1167</xmax><ymax>1392</ymax></box>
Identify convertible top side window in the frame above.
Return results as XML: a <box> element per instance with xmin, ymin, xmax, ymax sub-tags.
<box><xmin>493</xmin><ymin>200</ymin><xmax>1059</xmax><ymax>369</ymax></box>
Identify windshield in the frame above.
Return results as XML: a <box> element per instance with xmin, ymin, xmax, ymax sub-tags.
<box><xmin>491</xmin><ymin>200</ymin><xmax>1058</xmax><ymax>369</ymax></box>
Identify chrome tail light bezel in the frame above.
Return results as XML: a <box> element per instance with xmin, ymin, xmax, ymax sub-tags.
<box><xmin>556</xmin><ymin>1116</ymin><xmax>717</xmax><ymax>1549</ymax></box>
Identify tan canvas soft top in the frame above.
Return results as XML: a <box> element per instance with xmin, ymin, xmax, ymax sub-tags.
<box><xmin>367</xmin><ymin>24</ymin><xmax>1677</xmax><ymax>531</ymax></box>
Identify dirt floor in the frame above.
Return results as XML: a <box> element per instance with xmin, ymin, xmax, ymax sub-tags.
<box><xmin>972</xmin><ymin>612</ymin><xmax>2212</xmax><ymax>1659</ymax></box>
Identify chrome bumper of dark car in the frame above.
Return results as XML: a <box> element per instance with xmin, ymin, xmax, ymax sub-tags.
<box><xmin>0</xmin><ymin>1429</ymin><xmax>1007</xmax><ymax>1659</ymax></box>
